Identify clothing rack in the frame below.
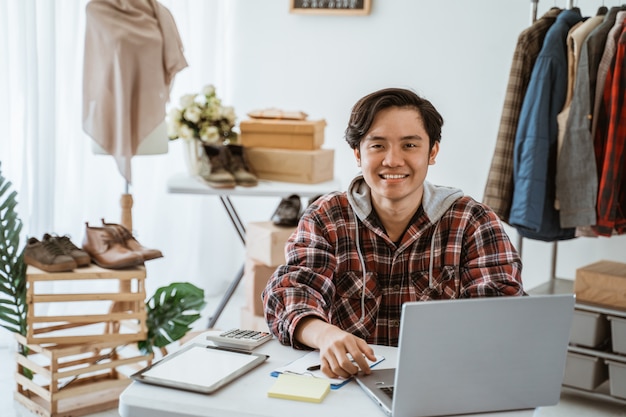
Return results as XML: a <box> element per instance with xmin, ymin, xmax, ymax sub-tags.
<box><xmin>519</xmin><ymin>0</ymin><xmax>575</xmax><ymax>281</ymax></box>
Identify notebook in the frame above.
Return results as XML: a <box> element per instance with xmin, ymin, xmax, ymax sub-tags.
<box><xmin>354</xmin><ymin>294</ymin><xmax>575</xmax><ymax>417</ymax></box>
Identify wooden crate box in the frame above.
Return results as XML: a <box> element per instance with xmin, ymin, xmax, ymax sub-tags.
<box><xmin>25</xmin><ymin>264</ymin><xmax>148</xmax><ymax>345</ymax></box>
<box><xmin>14</xmin><ymin>333</ymin><xmax>152</xmax><ymax>417</ymax></box>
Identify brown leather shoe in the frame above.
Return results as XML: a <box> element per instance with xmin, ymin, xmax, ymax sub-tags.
<box><xmin>101</xmin><ymin>219</ymin><xmax>163</xmax><ymax>261</ymax></box>
<box><xmin>82</xmin><ymin>222</ymin><xmax>144</xmax><ymax>269</ymax></box>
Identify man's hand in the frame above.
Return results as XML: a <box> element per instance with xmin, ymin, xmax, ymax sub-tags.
<box><xmin>295</xmin><ymin>317</ymin><xmax>377</xmax><ymax>378</ymax></box>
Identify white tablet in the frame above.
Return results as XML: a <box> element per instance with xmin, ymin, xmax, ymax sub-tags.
<box><xmin>131</xmin><ymin>343</ymin><xmax>269</xmax><ymax>394</ymax></box>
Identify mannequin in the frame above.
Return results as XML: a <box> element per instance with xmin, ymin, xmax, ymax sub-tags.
<box><xmin>83</xmin><ymin>0</ymin><xmax>187</xmax><ymax>232</ymax></box>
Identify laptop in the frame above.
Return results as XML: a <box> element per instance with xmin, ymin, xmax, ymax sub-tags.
<box><xmin>355</xmin><ymin>294</ymin><xmax>575</xmax><ymax>417</ymax></box>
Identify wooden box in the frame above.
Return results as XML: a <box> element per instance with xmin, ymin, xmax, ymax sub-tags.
<box><xmin>245</xmin><ymin>147</ymin><xmax>334</xmax><ymax>184</ymax></box>
<box><xmin>245</xmin><ymin>221</ymin><xmax>295</xmax><ymax>267</ymax></box>
<box><xmin>25</xmin><ymin>265</ymin><xmax>148</xmax><ymax>345</ymax></box>
<box><xmin>14</xmin><ymin>333</ymin><xmax>152</xmax><ymax>417</ymax></box>
<box><xmin>240</xmin><ymin>118</ymin><xmax>326</xmax><ymax>150</ymax></box>
<box><xmin>574</xmin><ymin>260</ymin><xmax>626</xmax><ymax>310</ymax></box>
<box><xmin>244</xmin><ymin>257</ymin><xmax>277</xmax><ymax>316</ymax></box>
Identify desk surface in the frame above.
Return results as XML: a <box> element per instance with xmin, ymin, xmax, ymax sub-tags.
<box><xmin>167</xmin><ymin>172</ymin><xmax>342</xmax><ymax>198</ymax></box>
<box><xmin>119</xmin><ymin>332</ymin><xmax>537</xmax><ymax>417</ymax></box>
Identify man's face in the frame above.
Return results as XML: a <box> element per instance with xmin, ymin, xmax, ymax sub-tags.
<box><xmin>354</xmin><ymin>106</ymin><xmax>439</xmax><ymax>208</ymax></box>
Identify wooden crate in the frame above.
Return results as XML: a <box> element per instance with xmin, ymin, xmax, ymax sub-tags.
<box><xmin>25</xmin><ymin>264</ymin><xmax>148</xmax><ymax>345</ymax></box>
<box><xmin>14</xmin><ymin>333</ymin><xmax>152</xmax><ymax>417</ymax></box>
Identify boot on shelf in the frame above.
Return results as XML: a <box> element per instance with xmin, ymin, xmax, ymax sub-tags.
<box><xmin>201</xmin><ymin>144</ymin><xmax>236</xmax><ymax>189</ymax></box>
<box><xmin>100</xmin><ymin>219</ymin><xmax>163</xmax><ymax>261</ymax></box>
<box><xmin>82</xmin><ymin>222</ymin><xmax>144</xmax><ymax>269</ymax></box>
<box><xmin>225</xmin><ymin>144</ymin><xmax>258</xmax><ymax>187</ymax></box>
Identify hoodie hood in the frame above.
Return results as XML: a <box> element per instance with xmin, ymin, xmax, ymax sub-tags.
<box><xmin>347</xmin><ymin>175</ymin><xmax>463</xmax><ymax>224</ymax></box>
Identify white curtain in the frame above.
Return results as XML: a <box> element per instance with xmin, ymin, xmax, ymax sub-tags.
<box><xmin>0</xmin><ymin>0</ymin><xmax>242</xmax><ymax>347</ymax></box>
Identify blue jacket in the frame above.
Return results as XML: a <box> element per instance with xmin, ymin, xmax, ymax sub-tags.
<box><xmin>509</xmin><ymin>9</ymin><xmax>582</xmax><ymax>241</ymax></box>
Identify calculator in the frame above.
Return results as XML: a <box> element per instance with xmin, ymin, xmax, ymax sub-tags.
<box><xmin>206</xmin><ymin>328</ymin><xmax>273</xmax><ymax>351</ymax></box>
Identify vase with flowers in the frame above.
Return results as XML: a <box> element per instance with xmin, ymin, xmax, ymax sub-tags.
<box><xmin>167</xmin><ymin>85</ymin><xmax>239</xmax><ymax>176</ymax></box>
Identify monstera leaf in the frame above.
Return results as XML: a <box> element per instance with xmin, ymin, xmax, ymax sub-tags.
<box><xmin>0</xmin><ymin>162</ymin><xmax>27</xmax><ymax>336</ymax></box>
<box><xmin>139</xmin><ymin>282</ymin><xmax>207</xmax><ymax>354</ymax></box>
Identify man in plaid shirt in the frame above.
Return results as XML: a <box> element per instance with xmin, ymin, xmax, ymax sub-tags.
<box><xmin>262</xmin><ymin>88</ymin><xmax>524</xmax><ymax>379</ymax></box>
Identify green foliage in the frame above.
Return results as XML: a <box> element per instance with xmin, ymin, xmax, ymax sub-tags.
<box><xmin>139</xmin><ymin>282</ymin><xmax>206</xmax><ymax>354</ymax></box>
<box><xmin>0</xmin><ymin>162</ymin><xmax>27</xmax><ymax>336</ymax></box>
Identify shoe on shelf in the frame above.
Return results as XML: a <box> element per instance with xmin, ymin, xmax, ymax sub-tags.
<box><xmin>201</xmin><ymin>144</ymin><xmax>237</xmax><ymax>189</ymax></box>
<box><xmin>43</xmin><ymin>233</ymin><xmax>91</xmax><ymax>267</ymax></box>
<box><xmin>100</xmin><ymin>219</ymin><xmax>163</xmax><ymax>261</ymax></box>
<box><xmin>271</xmin><ymin>194</ymin><xmax>301</xmax><ymax>227</ymax></box>
<box><xmin>24</xmin><ymin>237</ymin><xmax>77</xmax><ymax>272</ymax></box>
<box><xmin>225</xmin><ymin>144</ymin><xmax>258</xmax><ymax>187</ymax></box>
<box><xmin>82</xmin><ymin>222</ymin><xmax>144</xmax><ymax>269</ymax></box>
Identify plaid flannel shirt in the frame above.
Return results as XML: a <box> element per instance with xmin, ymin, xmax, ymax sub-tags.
<box><xmin>263</xmin><ymin>190</ymin><xmax>523</xmax><ymax>348</ymax></box>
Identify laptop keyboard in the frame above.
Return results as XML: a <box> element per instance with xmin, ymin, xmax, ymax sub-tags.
<box><xmin>380</xmin><ymin>386</ymin><xmax>394</xmax><ymax>399</ymax></box>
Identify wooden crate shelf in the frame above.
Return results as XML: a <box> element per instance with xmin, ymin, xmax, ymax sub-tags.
<box><xmin>14</xmin><ymin>333</ymin><xmax>152</xmax><ymax>417</ymax></box>
<box><xmin>25</xmin><ymin>264</ymin><xmax>148</xmax><ymax>345</ymax></box>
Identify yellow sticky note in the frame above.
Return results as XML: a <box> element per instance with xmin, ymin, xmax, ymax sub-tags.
<box><xmin>267</xmin><ymin>373</ymin><xmax>330</xmax><ymax>403</ymax></box>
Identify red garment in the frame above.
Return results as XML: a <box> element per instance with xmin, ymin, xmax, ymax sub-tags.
<box><xmin>594</xmin><ymin>26</ymin><xmax>626</xmax><ymax>236</ymax></box>
<box><xmin>82</xmin><ymin>0</ymin><xmax>187</xmax><ymax>183</ymax></box>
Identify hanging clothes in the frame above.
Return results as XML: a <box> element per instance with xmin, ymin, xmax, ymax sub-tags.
<box><xmin>509</xmin><ymin>8</ymin><xmax>583</xmax><ymax>241</ymax></box>
<box><xmin>82</xmin><ymin>0</ymin><xmax>188</xmax><ymax>184</ymax></box>
<box><xmin>555</xmin><ymin>12</ymin><xmax>605</xmax><ymax>228</ymax></box>
<box><xmin>593</xmin><ymin>21</ymin><xmax>626</xmax><ymax>236</ymax></box>
<box><xmin>483</xmin><ymin>8</ymin><xmax>562</xmax><ymax>224</ymax></box>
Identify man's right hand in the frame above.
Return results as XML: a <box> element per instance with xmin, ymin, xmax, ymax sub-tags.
<box><xmin>294</xmin><ymin>317</ymin><xmax>377</xmax><ymax>379</ymax></box>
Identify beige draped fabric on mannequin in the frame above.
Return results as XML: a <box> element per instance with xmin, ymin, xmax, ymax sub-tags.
<box><xmin>82</xmin><ymin>0</ymin><xmax>188</xmax><ymax>183</ymax></box>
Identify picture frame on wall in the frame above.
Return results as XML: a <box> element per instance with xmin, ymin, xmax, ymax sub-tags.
<box><xmin>290</xmin><ymin>0</ymin><xmax>371</xmax><ymax>16</ymax></box>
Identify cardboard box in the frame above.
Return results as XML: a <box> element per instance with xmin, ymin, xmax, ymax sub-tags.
<box><xmin>240</xmin><ymin>118</ymin><xmax>326</xmax><ymax>150</ymax></box>
<box><xmin>240</xmin><ymin>307</ymin><xmax>270</xmax><ymax>333</ymax></box>
<box><xmin>574</xmin><ymin>260</ymin><xmax>626</xmax><ymax>310</ymax></box>
<box><xmin>245</xmin><ymin>257</ymin><xmax>278</xmax><ymax>316</ymax></box>
<box><xmin>246</xmin><ymin>147</ymin><xmax>334</xmax><ymax>184</ymax></box>
<box><xmin>246</xmin><ymin>221</ymin><xmax>295</xmax><ymax>266</ymax></box>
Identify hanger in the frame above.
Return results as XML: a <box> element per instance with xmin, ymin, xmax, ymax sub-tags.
<box><xmin>597</xmin><ymin>1</ymin><xmax>608</xmax><ymax>15</ymax></box>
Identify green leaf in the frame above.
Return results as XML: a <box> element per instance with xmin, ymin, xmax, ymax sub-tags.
<box><xmin>140</xmin><ymin>282</ymin><xmax>207</xmax><ymax>354</ymax></box>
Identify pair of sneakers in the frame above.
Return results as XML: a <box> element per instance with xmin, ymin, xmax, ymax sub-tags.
<box><xmin>24</xmin><ymin>234</ymin><xmax>91</xmax><ymax>272</ymax></box>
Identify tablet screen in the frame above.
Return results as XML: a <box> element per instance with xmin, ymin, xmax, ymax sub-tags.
<box><xmin>132</xmin><ymin>344</ymin><xmax>268</xmax><ymax>393</ymax></box>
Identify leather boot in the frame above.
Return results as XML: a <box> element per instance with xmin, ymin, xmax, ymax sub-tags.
<box><xmin>225</xmin><ymin>144</ymin><xmax>258</xmax><ymax>187</ymax></box>
<box><xmin>101</xmin><ymin>219</ymin><xmax>163</xmax><ymax>261</ymax></box>
<box><xmin>201</xmin><ymin>144</ymin><xmax>236</xmax><ymax>188</ymax></box>
<box><xmin>82</xmin><ymin>222</ymin><xmax>144</xmax><ymax>269</ymax></box>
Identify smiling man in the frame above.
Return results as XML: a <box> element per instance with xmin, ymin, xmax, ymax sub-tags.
<box><xmin>262</xmin><ymin>87</ymin><xmax>524</xmax><ymax>379</ymax></box>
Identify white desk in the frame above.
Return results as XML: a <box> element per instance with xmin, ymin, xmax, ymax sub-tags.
<box><xmin>119</xmin><ymin>331</ymin><xmax>537</xmax><ymax>417</ymax></box>
<box><xmin>166</xmin><ymin>173</ymin><xmax>342</xmax><ymax>327</ymax></box>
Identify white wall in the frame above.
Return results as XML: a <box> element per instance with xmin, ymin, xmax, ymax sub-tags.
<box><xmin>213</xmin><ymin>0</ymin><xmax>626</xmax><ymax>291</ymax></box>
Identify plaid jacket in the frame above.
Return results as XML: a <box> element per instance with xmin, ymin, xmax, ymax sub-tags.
<box><xmin>483</xmin><ymin>8</ymin><xmax>561</xmax><ymax>223</ymax></box>
<box><xmin>594</xmin><ymin>26</ymin><xmax>626</xmax><ymax>236</ymax></box>
<box><xmin>263</xmin><ymin>179</ymin><xmax>524</xmax><ymax>348</ymax></box>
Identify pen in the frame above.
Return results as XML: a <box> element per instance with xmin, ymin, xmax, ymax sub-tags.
<box><xmin>306</xmin><ymin>364</ymin><xmax>321</xmax><ymax>371</ymax></box>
